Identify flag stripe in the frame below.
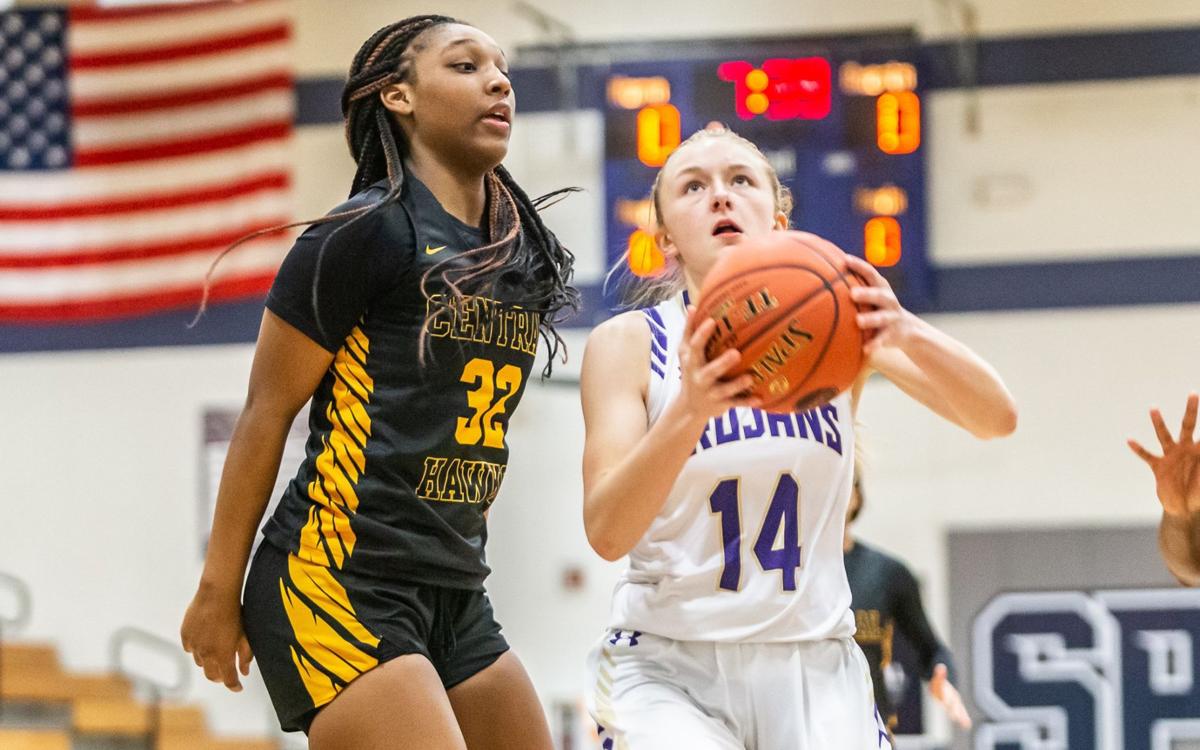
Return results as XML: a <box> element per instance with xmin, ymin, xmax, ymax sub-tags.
<box><xmin>70</xmin><ymin>0</ymin><xmax>274</xmax><ymax>24</ymax></box>
<box><xmin>0</xmin><ymin>272</ymin><xmax>276</xmax><ymax>323</ymax></box>
<box><xmin>0</xmin><ymin>219</ymin><xmax>293</xmax><ymax>268</ymax></box>
<box><xmin>72</xmin><ymin>72</ymin><xmax>294</xmax><ymax>117</ymax></box>
<box><xmin>75</xmin><ymin>121</ymin><xmax>292</xmax><ymax>166</ymax></box>
<box><xmin>70</xmin><ymin>24</ymin><xmax>290</xmax><ymax>69</ymax></box>
<box><xmin>70</xmin><ymin>0</ymin><xmax>286</xmax><ymax>52</ymax></box>
<box><xmin>0</xmin><ymin>241</ymin><xmax>287</xmax><ymax>300</ymax></box>
<box><xmin>0</xmin><ymin>142</ymin><xmax>291</xmax><ymax>201</ymax></box>
<box><xmin>0</xmin><ymin>172</ymin><xmax>289</xmax><ymax>220</ymax></box>
<box><xmin>70</xmin><ymin>45</ymin><xmax>291</xmax><ymax>99</ymax></box>
<box><xmin>1</xmin><ymin>192</ymin><xmax>292</xmax><ymax>252</ymax></box>
<box><xmin>73</xmin><ymin>90</ymin><xmax>294</xmax><ymax>148</ymax></box>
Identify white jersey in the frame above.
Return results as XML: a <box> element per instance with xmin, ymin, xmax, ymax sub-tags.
<box><xmin>608</xmin><ymin>293</ymin><xmax>857</xmax><ymax>642</ymax></box>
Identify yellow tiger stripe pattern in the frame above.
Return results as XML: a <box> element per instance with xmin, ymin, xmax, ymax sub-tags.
<box><xmin>286</xmin><ymin>554</ymin><xmax>381</xmax><ymax>648</ymax></box>
<box><xmin>298</xmin><ymin>326</ymin><xmax>373</xmax><ymax>567</ymax></box>
<box><xmin>280</xmin><ymin>578</ymin><xmax>377</xmax><ymax>684</ymax></box>
<box><xmin>289</xmin><ymin>646</ymin><xmax>338</xmax><ymax>706</ymax></box>
<box><xmin>280</xmin><ymin>325</ymin><xmax>381</xmax><ymax>706</ymax></box>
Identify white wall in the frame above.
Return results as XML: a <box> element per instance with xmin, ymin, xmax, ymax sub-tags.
<box><xmin>3</xmin><ymin>0</ymin><xmax>1200</xmax><ymax>744</ymax></box>
<box><xmin>929</xmin><ymin>77</ymin><xmax>1200</xmax><ymax>264</ymax></box>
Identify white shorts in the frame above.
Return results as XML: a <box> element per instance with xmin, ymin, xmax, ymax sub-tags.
<box><xmin>587</xmin><ymin>629</ymin><xmax>892</xmax><ymax>750</ymax></box>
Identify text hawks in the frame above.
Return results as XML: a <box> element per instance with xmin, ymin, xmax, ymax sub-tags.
<box><xmin>417</xmin><ymin>455</ymin><xmax>507</xmax><ymax>505</ymax></box>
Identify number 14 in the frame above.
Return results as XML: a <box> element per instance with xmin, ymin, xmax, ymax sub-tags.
<box><xmin>709</xmin><ymin>473</ymin><xmax>802</xmax><ymax>592</ymax></box>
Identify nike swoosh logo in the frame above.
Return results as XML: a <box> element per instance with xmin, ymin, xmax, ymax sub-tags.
<box><xmin>425</xmin><ymin>244</ymin><xmax>447</xmax><ymax>255</ymax></box>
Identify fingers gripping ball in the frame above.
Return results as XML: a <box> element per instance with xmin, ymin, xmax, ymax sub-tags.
<box><xmin>695</xmin><ymin>231</ymin><xmax>866</xmax><ymax>412</ymax></box>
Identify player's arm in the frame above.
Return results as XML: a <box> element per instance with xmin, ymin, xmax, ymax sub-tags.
<box><xmin>581</xmin><ymin>310</ymin><xmax>755</xmax><ymax>561</ymax></box>
<box><xmin>845</xmin><ymin>255</ymin><xmax>1017</xmax><ymax>439</ymax></box>
<box><xmin>891</xmin><ymin>564</ymin><xmax>954</xmax><ymax>682</ymax></box>
<box><xmin>181</xmin><ymin>311</ymin><xmax>334</xmax><ymax>690</ymax></box>
<box><xmin>1158</xmin><ymin>515</ymin><xmax>1200</xmax><ymax>586</ymax></box>
<box><xmin>890</xmin><ymin>564</ymin><xmax>972</xmax><ymax>729</ymax></box>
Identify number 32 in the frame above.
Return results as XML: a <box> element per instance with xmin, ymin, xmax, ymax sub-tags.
<box><xmin>455</xmin><ymin>357</ymin><xmax>522</xmax><ymax>448</ymax></box>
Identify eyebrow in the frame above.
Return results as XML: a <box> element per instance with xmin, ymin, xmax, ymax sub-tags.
<box><xmin>674</xmin><ymin>163</ymin><xmax>759</xmax><ymax>178</ymax></box>
<box><xmin>442</xmin><ymin>37</ymin><xmax>507</xmax><ymax>61</ymax></box>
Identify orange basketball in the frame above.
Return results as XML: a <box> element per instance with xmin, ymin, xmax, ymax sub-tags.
<box><xmin>695</xmin><ymin>231</ymin><xmax>866</xmax><ymax>413</ymax></box>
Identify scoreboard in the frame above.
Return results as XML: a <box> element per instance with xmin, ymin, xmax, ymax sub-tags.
<box><xmin>601</xmin><ymin>32</ymin><xmax>931</xmax><ymax>311</ymax></box>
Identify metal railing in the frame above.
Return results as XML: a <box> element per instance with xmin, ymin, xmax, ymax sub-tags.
<box><xmin>109</xmin><ymin>626</ymin><xmax>190</xmax><ymax>750</ymax></box>
<box><xmin>0</xmin><ymin>570</ymin><xmax>34</xmax><ymax>720</ymax></box>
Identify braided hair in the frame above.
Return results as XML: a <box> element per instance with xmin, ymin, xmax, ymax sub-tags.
<box><xmin>199</xmin><ymin>15</ymin><xmax>578</xmax><ymax>376</ymax></box>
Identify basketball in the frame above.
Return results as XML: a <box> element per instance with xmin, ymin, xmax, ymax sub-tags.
<box><xmin>695</xmin><ymin>230</ymin><xmax>866</xmax><ymax>413</ymax></box>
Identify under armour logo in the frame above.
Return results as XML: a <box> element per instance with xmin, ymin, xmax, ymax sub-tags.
<box><xmin>608</xmin><ymin>629</ymin><xmax>642</xmax><ymax>647</ymax></box>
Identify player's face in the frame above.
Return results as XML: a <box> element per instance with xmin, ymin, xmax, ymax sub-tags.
<box><xmin>386</xmin><ymin>24</ymin><xmax>514</xmax><ymax>174</ymax></box>
<box><xmin>656</xmin><ymin>137</ymin><xmax>788</xmax><ymax>285</ymax></box>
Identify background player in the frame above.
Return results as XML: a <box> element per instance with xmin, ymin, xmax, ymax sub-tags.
<box><xmin>844</xmin><ymin>463</ymin><xmax>971</xmax><ymax>736</ymax></box>
<box><xmin>1129</xmin><ymin>392</ymin><xmax>1200</xmax><ymax>586</ymax></box>
<box><xmin>579</xmin><ymin>125</ymin><xmax>1016</xmax><ymax>749</ymax></box>
<box><xmin>180</xmin><ymin>15</ymin><xmax>575</xmax><ymax>749</ymax></box>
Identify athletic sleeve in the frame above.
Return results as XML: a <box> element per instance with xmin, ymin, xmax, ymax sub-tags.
<box><xmin>890</xmin><ymin>562</ymin><xmax>957</xmax><ymax>683</ymax></box>
<box><xmin>266</xmin><ymin>188</ymin><xmax>413</xmax><ymax>352</ymax></box>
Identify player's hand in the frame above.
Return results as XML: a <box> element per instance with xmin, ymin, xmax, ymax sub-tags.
<box><xmin>180</xmin><ymin>584</ymin><xmax>254</xmax><ymax>692</ymax></box>
<box><xmin>844</xmin><ymin>255</ymin><xmax>922</xmax><ymax>358</ymax></box>
<box><xmin>678</xmin><ymin>305</ymin><xmax>760</xmax><ymax>420</ymax></box>
<box><xmin>1128</xmin><ymin>393</ymin><xmax>1200</xmax><ymax>519</ymax></box>
<box><xmin>929</xmin><ymin>664</ymin><xmax>972</xmax><ymax>730</ymax></box>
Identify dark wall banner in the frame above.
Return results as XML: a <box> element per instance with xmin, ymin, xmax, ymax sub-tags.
<box><xmin>199</xmin><ymin>407</ymin><xmax>307</xmax><ymax>558</ymax></box>
<box><xmin>972</xmin><ymin>589</ymin><xmax>1200</xmax><ymax>750</ymax></box>
<box><xmin>949</xmin><ymin>527</ymin><xmax>1200</xmax><ymax>750</ymax></box>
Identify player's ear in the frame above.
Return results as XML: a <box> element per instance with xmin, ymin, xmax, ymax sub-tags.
<box><xmin>380</xmin><ymin>82</ymin><xmax>414</xmax><ymax>117</ymax></box>
<box><xmin>655</xmin><ymin>227</ymin><xmax>676</xmax><ymax>259</ymax></box>
<box><xmin>773</xmin><ymin>211</ymin><xmax>789</xmax><ymax>230</ymax></box>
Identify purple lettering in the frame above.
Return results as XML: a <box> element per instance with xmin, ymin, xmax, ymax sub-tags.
<box><xmin>821</xmin><ymin>404</ymin><xmax>842</xmax><ymax>454</ymax></box>
<box><xmin>714</xmin><ymin>408</ymin><xmax>741</xmax><ymax>445</ymax></box>
<box><xmin>766</xmin><ymin>413</ymin><xmax>795</xmax><ymax>437</ymax></box>
<box><xmin>800</xmin><ymin>409</ymin><xmax>825</xmax><ymax>445</ymax></box>
<box><xmin>742</xmin><ymin>408</ymin><xmax>766</xmax><ymax>439</ymax></box>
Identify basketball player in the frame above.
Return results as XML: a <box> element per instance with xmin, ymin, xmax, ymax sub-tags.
<box><xmin>1128</xmin><ymin>393</ymin><xmax>1200</xmax><ymax>586</ymax></box>
<box><xmin>580</xmin><ymin>125</ymin><xmax>1017</xmax><ymax>749</ymax></box>
<box><xmin>844</xmin><ymin>466</ymin><xmax>971</xmax><ymax>735</ymax></box>
<box><xmin>180</xmin><ymin>17</ymin><xmax>575</xmax><ymax>749</ymax></box>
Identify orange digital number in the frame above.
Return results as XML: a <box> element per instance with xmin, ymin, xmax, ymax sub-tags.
<box><xmin>876</xmin><ymin>91</ymin><xmax>921</xmax><ymax>155</ymax></box>
<box><xmin>864</xmin><ymin>217</ymin><xmax>902</xmax><ymax>267</ymax></box>
<box><xmin>636</xmin><ymin>103</ymin><xmax>681</xmax><ymax>167</ymax></box>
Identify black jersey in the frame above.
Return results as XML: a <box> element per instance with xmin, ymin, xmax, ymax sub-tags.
<box><xmin>261</xmin><ymin>175</ymin><xmax>544</xmax><ymax>590</ymax></box>
<box><xmin>844</xmin><ymin>540</ymin><xmax>955</xmax><ymax>721</ymax></box>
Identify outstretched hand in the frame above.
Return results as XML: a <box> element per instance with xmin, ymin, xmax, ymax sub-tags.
<box><xmin>929</xmin><ymin>664</ymin><xmax>973</xmax><ymax>730</ymax></box>
<box><xmin>1128</xmin><ymin>393</ymin><xmax>1200</xmax><ymax>519</ymax></box>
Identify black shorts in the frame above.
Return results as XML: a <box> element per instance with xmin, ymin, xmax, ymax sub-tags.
<box><xmin>242</xmin><ymin>541</ymin><xmax>509</xmax><ymax>734</ymax></box>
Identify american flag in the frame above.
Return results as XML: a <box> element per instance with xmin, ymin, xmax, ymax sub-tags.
<box><xmin>0</xmin><ymin>0</ymin><xmax>294</xmax><ymax>324</ymax></box>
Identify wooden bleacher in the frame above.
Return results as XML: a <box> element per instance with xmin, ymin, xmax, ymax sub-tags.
<box><xmin>0</xmin><ymin>642</ymin><xmax>279</xmax><ymax>750</ymax></box>
<box><xmin>0</xmin><ymin>728</ymin><xmax>72</xmax><ymax>750</ymax></box>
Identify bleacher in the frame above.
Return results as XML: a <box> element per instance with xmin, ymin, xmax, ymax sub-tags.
<box><xmin>0</xmin><ymin>574</ymin><xmax>279</xmax><ymax>750</ymax></box>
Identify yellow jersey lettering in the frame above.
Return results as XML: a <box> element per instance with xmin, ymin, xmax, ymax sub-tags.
<box><xmin>417</xmin><ymin>455</ymin><xmax>508</xmax><ymax>504</ymax></box>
